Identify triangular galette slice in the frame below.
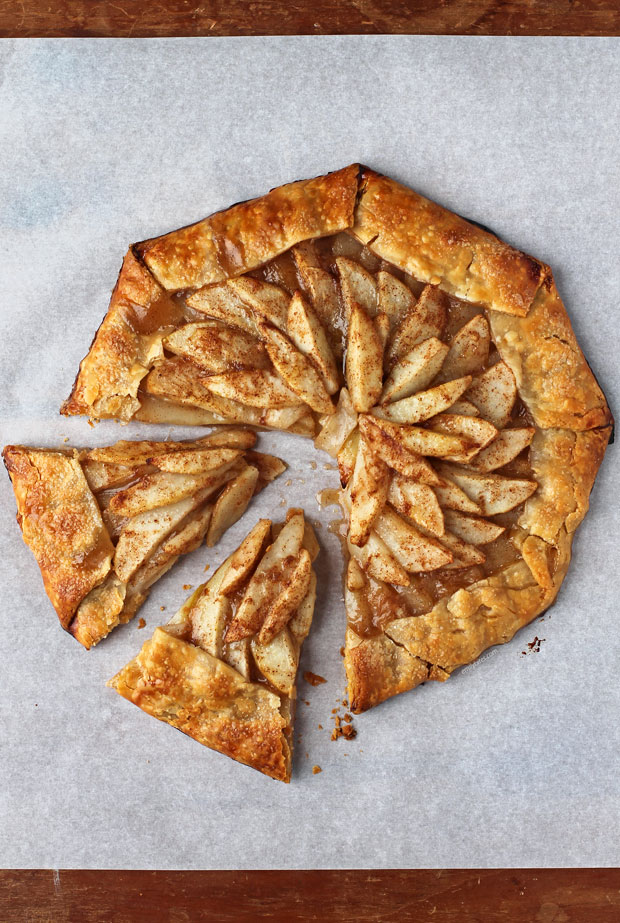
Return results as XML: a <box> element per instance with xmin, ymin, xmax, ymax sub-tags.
<box><xmin>3</xmin><ymin>431</ymin><xmax>284</xmax><ymax>648</ymax></box>
<box><xmin>108</xmin><ymin>510</ymin><xmax>318</xmax><ymax>782</ymax></box>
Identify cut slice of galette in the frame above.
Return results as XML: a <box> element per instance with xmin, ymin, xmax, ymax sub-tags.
<box><xmin>60</xmin><ymin>164</ymin><xmax>611</xmax><ymax>712</ymax></box>
<box><xmin>108</xmin><ymin>509</ymin><xmax>318</xmax><ymax>782</ymax></box>
<box><xmin>3</xmin><ymin>431</ymin><xmax>284</xmax><ymax>648</ymax></box>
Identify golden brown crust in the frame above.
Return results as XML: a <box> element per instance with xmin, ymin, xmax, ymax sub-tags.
<box><xmin>352</xmin><ymin>168</ymin><xmax>547</xmax><ymax>317</ymax></box>
<box><xmin>61</xmin><ymin>249</ymin><xmax>167</xmax><ymax>421</ymax></box>
<box><xmin>345</xmin><ymin>627</ymin><xmax>430</xmax><ymax>713</ymax></box>
<box><xmin>108</xmin><ymin>627</ymin><xmax>291</xmax><ymax>781</ymax></box>
<box><xmin>2</xmin><ymin>446</ymin><xmax>114</xmax><ymax>628</ymax></box>
<box><xmin>138</xmin><ymin>164</ymin><xmax>361</xmax><ymax>291</ymax></box>
<box><xmin>489</xmin><ymin>275</ymin><xmax>613</xmax><ymax>431</ymax></box>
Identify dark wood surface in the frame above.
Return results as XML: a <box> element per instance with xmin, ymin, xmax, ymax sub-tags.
<box><xmin>1</xmin><ymin>0</ymin><xmax>619</xmax><ymax>37</ymax></box>
<box><xmin>2</xmin><ymin>869</ymin><xmax>620</xmax><ymax>921</ymax></box>
<box><xmin>2</xmin><ymin>1</ymin><xmax>619</xmax><ymax>919</ymax></box>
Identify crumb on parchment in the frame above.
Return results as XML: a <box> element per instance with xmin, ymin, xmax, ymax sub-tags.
<box><xmin>303</xmin><ymin>671</ymin><xmax>327</xmax><ymax>687</ymax></box>
<box><xmin>312</xmin><ymin>765</ymin><xmax>322</xmax><ymax>775</ymax></box>
<box><xmin>137</xmin><ymin>618</ymin><xmax>146</xmax><ymax>629</ymax></box>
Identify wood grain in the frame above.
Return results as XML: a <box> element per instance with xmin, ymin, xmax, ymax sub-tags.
<box><xmin>1</xmin><ymin>0</ymin><xmax>619</xmax><ymax>38</ymax></box>
<box><xmin>2</xmin><ymin>869</ymin><xmax>620</xmax><ymax>921</ymax></box>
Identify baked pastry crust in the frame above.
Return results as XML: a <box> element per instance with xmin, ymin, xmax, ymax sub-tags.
<box><xmin>59</xmin><ymin>165</ymin><xmax>611</xmax><ymax>713</ymax></box>
<box><xmin>3</xmin><ymin>435</ymin><xmax>285</xmax><ymax>649</ymax></box>
<box><xmin>110</xmin><ymin>627</ymin><xmax>291</xmax><ymax>782</ymax></box>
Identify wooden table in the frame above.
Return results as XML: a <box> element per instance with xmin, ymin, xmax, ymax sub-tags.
<box><xmin>2</xmin><ymin>3</ymin><xmax>619</xmax><ymax>919</ymax></box>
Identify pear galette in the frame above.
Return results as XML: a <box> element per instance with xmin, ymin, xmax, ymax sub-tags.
<box><xmin>60</xmin><ymin>164</ymin><xmax>611</xmax><ymax>711</ymax></box>
<box><xmin>3</xmin><ymin>432</ymin><xmax>284</xmax><ymax>648</ymax></box>
<box><xmin>109</xmin><ymin>509</ymin><xmax>318</xmax><ymax>781</ymax></box>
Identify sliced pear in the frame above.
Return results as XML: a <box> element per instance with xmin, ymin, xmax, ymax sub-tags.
<box><xmin>134</xmin><ymin>394</ymin><xmax>226</xmax><ymax>427</ymax></box>
<box><xmin>429</xmin><ymin>413</ymin><xmax>498</xmax><ymax>462</ymax></box>
<box><xmin>257</xmin><ymin>549</ymin><xmax>312</xmax><ymax>645</ymax></box>
<box><xmin>357</xmin><ymin>532</ymin><xmax>410</xmax><ymax>586</ymax></box>
<box><xmin>314</xmin><ymin>387</ymin><xmax>357</xmax><ymax>457</ymax></box>
<box><xmin>469</xmin><ymin>427</ymin><xmax>535</xmax><ymax>472</ymax></box>
<box><xmin>375</xmin><ymin>312</ymin><xmax>391</xmax><ymax>351</ymax></box>
<box><xmin>358</xmin><ymin>416</ymin><xmax>439</xmax><ymax>484</ymax></box>
<box><xmin>338</xmin><ymin>427</ymin><xmax>360</xmax><ymax>486</ymax></box>
<box><xmin>288</xmin><ymin>570</ymin><xmax>317</xmax><ymax>643</ymax></box>
<box><xmin>189</xmin><ymin>586</ymin><xmax>232</xmax><ymax>659</ymax></box>
<box><xmin>443</xmin><ymin>509</ymin><xmax>505</xmax><ymax>545</ymax></box>
<box><xmin>82</xmin><ymin>460</ymin><xmax>143</xmax><ymax>492</ymax></box>
<box><xmin>441</xmin><ymin>314</ymin><xmax>490</xmax><ymax>379</ymax></box>
<box><xmin>285</xmin><ymin>412</ymin><xmax>314</xmax><ymax>436</ymax></box>
<box><xmin>224</xmin><ymin>513</ymin><xmax>305</xmax><ymax>641</ymax></box>
<box><xmin>438</xmin><ymin>529</ymin><xmax>486</xmax><ymax>567</ymax></box>
<box><xmin>86</xmin><ymin>436</ymin><xmax>230</xmax><ymax>467</ymax></box>
<box><xmin>377</xmin><ymin>271</ymin><xmax>415</xmax><ymax>330</ymax></box>
<box><xmin>287</xmin><ymin>290</ymin><xmax>340</xmax><ymax>394</ymax></box>
<box><xmin>113</xmin><ymin>490</ymin><xmax>211</xmax><ymax>583</ymax></box>
<box><xmin>218</xmin><ymin>519</ymin><xmax>273</xmax><ymax>596</ymax></box>
<box><xmin>374</xmin><ymin>506</ymin><xmax>453</xmax><ymax>572</ymax></box>
<box><xmin>367</xmin><ymin>415</ymin><xmax>473</xmax><ymax>460</ymax></box>
<box><xmin>380</xmin><ymin>337</ymin><xmax>449</xmax><ymax>403</ymax></box>
<box><xmin>388</xmin><ymin>475</ymin><xmax>444</xmax><ymax>537</ymax></box>
<box><xmin>187</xmin><ymin>283</ymin><xmax>256</xmax><ymax>334</ymax></box>
<box><xmin>336</xmin><ymin>256</ymin><xmax>377</xmax><ymax>319</ymax></box>
<box><xmin>159</xmin><ymin>502</ymin><xmax>214</xmax><ymax>558</ymax></box>
<box><xmin>379</xmin><ymin>375</ymin><xmax>472</xmax><ymax>424</ymax></box>
<box><xmin>388</xmin><ymin>285</ymin><xmax>448</xmax><ymax>366</ymax></box>
<box><xmin>148</xmin><ymin>447</ymin><xmax>243</xmax><ymax>475</ymax></box>
<box><xmin>346</xmin><ymin>558</ymin><xmax>366</xmax><ymax>591</ymax></box>
<box><xmin>144</xmin><ymin>358</ymin><xmax>263</xmax><ymax>422</ymax></box>
<box><xmin>204</xmin><ymin>369</ymin><xmax>304</xmax><ymax>409</ymax></box>
<box><xmin>263</xmin><ymin>405</ymin><xmax>309</xmax><ymax>431</ymax></box>
<box><xmin>109</xmin><ymin>468</ymin><xmax>231</xmax><ymax>518</ymax></box>
<box><xmin>206</xmin><ymin>464</ymin><xmax>259</xmax><ymax>546</ymax></box>
<box><xmin>433</xmin><ymin>475</ymin><xmax>482</xmax><ymax>514</ymax></box>
<box><xmin>346</xmin><ymin>304</ymin><xmax>384</xmax><ymax>412</ymax></box>
<box><xmin>227</xmin><ymin>277</ymin><xmax>289</xmax><ymax>330</ymax></box>
<box><xmin>446</xmin><ymin>399</ymin><xmax>480</xmax><ymax>417</ymax></box>
<box><xmin>437</xmin><ymin>465</ymin><xmax>538</xmax><ymax>515</ymax></box>
<box><xmin>290</xmin><ymin>239</ymin><xmax>321</xmax><ymax>269</ymax></box>
<box><xmin>291</xmin><ymin>248</ymin><xmax>342</xmax><ymax>359</ymax></box>
<box><xmin>224</xmin><ymin>639</ymin><xmax>252</xmax><ymax>681</ymax></box>
<box><xmin>244</xmin><ymin>451</ymin><xmax>287</xmax><ymax>489</ymax></box>
<box><xmin>251</xmin><ymin>628</ymin><xmax>298</xmax><ymax>696</ymax></box>
<box><xmin>301</xmin><ymin>518</ymin><xmax>320</xmax><ymax>563</ymax></box>
<box><xmin>466</xmin><ymin>361</ymin><xmax>517</xmax><ymax>428</ymax></box>
<box><xmin>259</xmin><ymin>322</ymin><xmax>334</xmax><ymax>414</ymax></box>
<box><xmin>163</xmin><ymin>322</ymin><xmax>268</xmax><ymax>374</ymax></box>
<box><xmin>348</xmin><ymin>438</ymin><xmax>389</xmax><ymax>546</ymax></box>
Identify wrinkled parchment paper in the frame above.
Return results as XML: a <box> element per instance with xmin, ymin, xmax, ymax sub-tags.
<box><xmin>0</xmin><ymin>37</ymin><xmax>619</xmax><ymax>869</ymax></box>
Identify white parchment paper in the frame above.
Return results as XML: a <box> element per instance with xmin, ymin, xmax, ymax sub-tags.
<box><xmin>0</xmin><ymin>37</ymin><xmax>619</xmax><ymax>869</ymax></box>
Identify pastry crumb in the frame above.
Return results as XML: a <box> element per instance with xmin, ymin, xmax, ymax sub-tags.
<box><xmin>522</xmin><ymin>636</ymin><xmax>545</xmax><ymax>655</ymax></box>
<box><xmin>285</xmin><ymin>478</ymin><xmax>293</xmax><ymax>487</ymax></box>
<box><xmin>318</xmin><ymin>724</ymin><xmax>323</xmax><ymax>730</ymax></box>
<box><xmin>303</xmin><ymin>671</ymin><xmax>327</xmax><ymax>687</ymax></box>
<box><xmin>203</xmin><ymin>563</ymin><xmax>210</xmax><ymax>572</ymax></box>
<box><xmin>160</xmin><ymin>606</ymin><xmax>166</xmax><ymax>611</ymax></box>
<box><xmin>183</xmin><ymin>584</ymin><xmax>193</xmax><ymax>590</ymax></box>
<box><xmin>310</xmin><ymin>461</ymin><xmax>317</xmax><ymax>470</ymax></box>
<box><xmin>339</xmin><ymin>646</ymin><xmax>345</xmax><ymax>657</ymax></box>
<box><xmin>137</xmin><ymin>618</ymin><xmax>146</xmax><ymax>629</ymax></box>
<box><xmin>312</xmin><ymin>765</ymin><xmax>322</xmax><ymax>775</ymax></box>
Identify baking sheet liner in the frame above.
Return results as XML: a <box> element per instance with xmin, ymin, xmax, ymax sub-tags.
<box><xmin>0</xmin><ymin>37</ymin><xmax>619</xmax><ymax>869</ymax></box>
